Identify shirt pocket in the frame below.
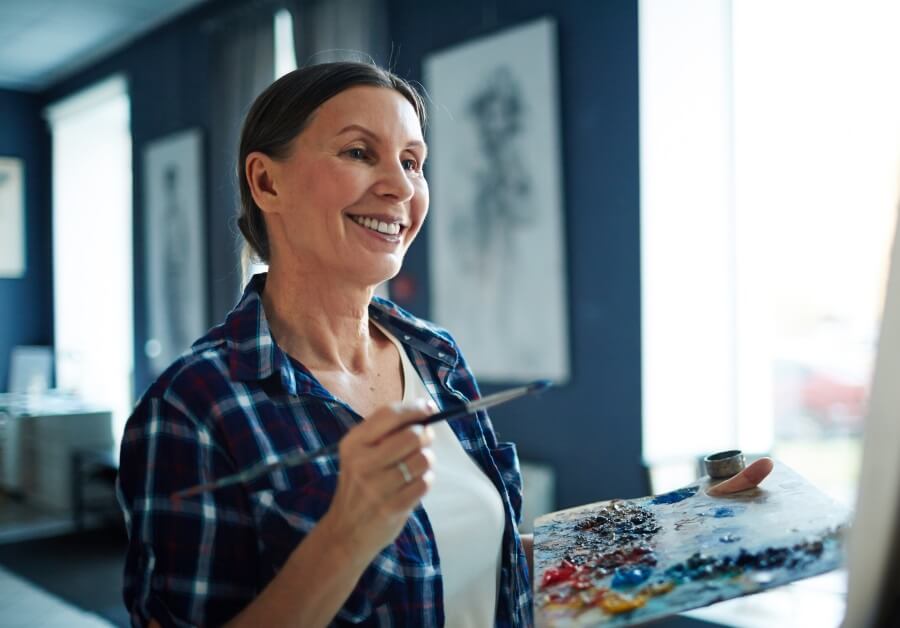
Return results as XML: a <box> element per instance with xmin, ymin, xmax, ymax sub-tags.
<box><xmin>489</xmin><ymin>441</ymin><xmax>524</xmax><ymax>526</ymax></box>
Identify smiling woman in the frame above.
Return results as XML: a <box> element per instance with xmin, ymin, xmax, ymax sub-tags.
<box><xmin>244</xmin><ymin>84</ymin><xmax>428</xmax><ymax>295</ymax></box>
<box><xmin>116</xmin><ymin>62</ymin><xmax>532</xmax><ymax>628</ymax></box>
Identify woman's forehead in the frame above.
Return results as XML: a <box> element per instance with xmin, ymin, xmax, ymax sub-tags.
<box><xmin>307</xmin><ymin>86</ymin><xmax>423</xmax><ymax>142</ymax></box>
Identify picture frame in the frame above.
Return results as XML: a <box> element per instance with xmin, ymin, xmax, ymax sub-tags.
<box><xmin>0</xmin><ymin>157</ymin><xmax>25</xmax><ymax>278</ymax></box>
<box><xmin>424</xmin><ymin>17</ymin><xmax>570</xmax><ymax>383</ymax></box>
<box><xmin>142</xmin><ymin>129</ymin><xmax>207</xmax><ymax>374</ymax></box>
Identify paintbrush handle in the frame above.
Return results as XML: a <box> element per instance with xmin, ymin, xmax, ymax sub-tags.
<box><xmin>173</xmin><ymin>380</ymin><xmax>550</xmax><ymax>498</ymax></box>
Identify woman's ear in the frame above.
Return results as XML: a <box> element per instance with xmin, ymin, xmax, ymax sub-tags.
<box><xmin>245</xmin><ymin>152</ymin><xmax>280</xmax><ymax>214</ymax></box>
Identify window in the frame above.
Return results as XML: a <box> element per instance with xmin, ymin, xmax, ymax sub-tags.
<box><xmin>45</xmin><ymin>75</ymin><xmax>134</xmax><ymax>448</ymax></box>
<box><xmin>641</xmin><ymin>0</ymin><xmax>900</xmax><ymax>502</ymax></box>
<box><xmin>274</xmin><ymin>8</ymin><xmax>298</xmax><ymax>79</ymax></box>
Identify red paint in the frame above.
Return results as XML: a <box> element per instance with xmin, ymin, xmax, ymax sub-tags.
<box><xmin>541</xmin><ymin>559</ymin><xmax>577</xmax><ymax>588</ymax></box>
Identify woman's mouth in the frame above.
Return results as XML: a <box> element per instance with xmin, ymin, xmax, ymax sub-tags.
<box><xmin>347</xmin><ymin>214</ymin><xmax>406</xmax><ymax>238</ymax></box>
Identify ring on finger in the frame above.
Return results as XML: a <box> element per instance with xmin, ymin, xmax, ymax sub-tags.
<box><xmin>397</xmin><ymin>460</ymin><xmax>413</xmax><ymax>484</ymax></box>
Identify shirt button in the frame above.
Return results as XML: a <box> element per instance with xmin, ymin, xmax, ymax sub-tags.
<box><xmin>404</xmin><ymin>334</ymin><xmax>411</xmax><ymax>341</ymax></box>
<box><xmin>438</xmin><ymin>352</ymin><xmax>445</xmax><ymax>358</ymax></box>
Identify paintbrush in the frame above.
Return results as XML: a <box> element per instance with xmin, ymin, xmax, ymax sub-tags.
<box><xmin>173</xmin><ymin>379</ymin><xmax>552</xmax><ymax>499</ymax></box>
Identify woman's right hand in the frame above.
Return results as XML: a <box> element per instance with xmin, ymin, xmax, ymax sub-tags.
<box><xmin>320</xmin><ymin>399</ymin><xmax>437</xmax><ymax>565</ymax></box>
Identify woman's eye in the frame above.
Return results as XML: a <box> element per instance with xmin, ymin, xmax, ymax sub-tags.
<box><xmin>402</xmin><ymin>158</ymin><xmax>419</xmax><ymax>171</ymax></box>
<box><xmin>346</xmin><ymin>147</ymin><xmax>370</xmax><ymax>161</ymax></box>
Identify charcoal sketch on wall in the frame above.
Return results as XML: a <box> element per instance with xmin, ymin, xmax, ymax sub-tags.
<box><xmin>424</xmin><ymin>18</ymin><xmax>569</xmax><ymax>383</ymax></box>
<box><xmin>143</xmin><ymin>129</ymin><xmax>207</xmax><ymax>375</ymax></box>
<box><xmin>0</xmin><ymin>157</ymin><xmax>25</xmax><ymax>278</ymax></box>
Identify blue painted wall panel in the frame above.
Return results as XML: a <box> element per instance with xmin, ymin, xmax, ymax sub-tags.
<box><xmin>0</xmin><ymin>88</ymin><xmax>52</xmax><ymax>392</ymax></box>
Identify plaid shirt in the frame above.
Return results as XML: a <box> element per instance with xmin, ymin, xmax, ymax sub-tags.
<box><xmin>117</xmin><ymin>273</ymin><xmax>533</xmax><ymax>627</ymax></box>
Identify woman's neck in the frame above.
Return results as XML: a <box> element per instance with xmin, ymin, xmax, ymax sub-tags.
<box><xmin>261</xmin><ymin>264</ymin><xmax>380</xmax><ymax>375</ymax></box>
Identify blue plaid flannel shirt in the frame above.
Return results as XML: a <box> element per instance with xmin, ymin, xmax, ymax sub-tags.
<box><xmin>117</xmin><ymin>273</ymin><xmax>533</xmax><ymax>627</ymax></box>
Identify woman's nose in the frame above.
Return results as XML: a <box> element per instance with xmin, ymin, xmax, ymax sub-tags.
<box><xmin>374</xmin><ymin>160</ymin><xmax>415</xmax><ymax>202</ymax></box>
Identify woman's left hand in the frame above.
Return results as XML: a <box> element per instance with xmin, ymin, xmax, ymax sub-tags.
<box><xmin>706</xmin><ymin>457</ymin><xmax>774</xmax><ymax>496</ymax></box>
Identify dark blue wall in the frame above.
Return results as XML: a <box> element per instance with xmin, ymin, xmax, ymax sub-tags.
<box><xmin>42</xmin><ymin>0</ymin><xmax>248</xmax><ymax>398</ymax></box>
<box><xmin>387</xmin><ymin>0</ymin><xmax>645</xmax><ymax>507</ymax></box>
<box><xmin>0</xmin><ymin>89</ymin><xmax>52</xmax><ymax>392</ymax></box>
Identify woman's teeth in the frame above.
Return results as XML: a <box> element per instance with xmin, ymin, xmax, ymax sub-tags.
<box><xmin>351</xmin><ymin>215</ymin><xmax>401</xmax><ymax>236</ymax></box>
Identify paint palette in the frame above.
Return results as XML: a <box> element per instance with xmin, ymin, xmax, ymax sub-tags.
<box><xmin>533</xmin><ymin>462</ymin><xmax>849</xmax><ymax>626</ymax></box>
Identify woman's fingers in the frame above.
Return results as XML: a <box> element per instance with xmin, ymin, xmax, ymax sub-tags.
<box><xmin>363</xmin><ymin>423</ymin><xmax>435</xmax><ymax>470</ymax></box>
<box><xmin>335</xmin><ymin>401</ymin><xmax>437</xmax><ymax>505</ymax></box>
<box><xmin>706</xmin><ymin>457</ymin><xmax>775</xmax><ymax>496</ymax></box>
<box><xmin>357</xmin><ymin>399</ymin><xmax>437</xmax><ymax>445</ymax></box>
<box><xmin>349</xmin><ymin>442</ymin><xmax>435</xmax><ymax>504</ymax></box>
<box><xmin>384</xmin><ymin>470</ymin><xmax>435</xmax><ymax>512</ymax></box>
<box><xmin>393</xmin><ymin>447</ymin><xmax>435</xmax><ymax>485</ymax></box>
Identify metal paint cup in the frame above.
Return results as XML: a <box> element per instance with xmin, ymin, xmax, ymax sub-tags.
<box><xmin>704</xmin><ymin>450</ymin><xmax>746</xmax><ymax>479</ymax></box>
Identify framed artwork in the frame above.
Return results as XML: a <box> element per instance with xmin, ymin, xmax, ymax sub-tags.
<box><xmin>424</xmin><ymin>17</ymin><xmax>570</xmax><ymax>383</ymax></box>
<box><xmin>142</xmin><ymin>129</ymin><xmax>207</xmax><ymax>375</ymax></box>
<box><xmin>0</xmin><ymin>157</ymin><xmax>25</xmax><ymax>278</ymax></box>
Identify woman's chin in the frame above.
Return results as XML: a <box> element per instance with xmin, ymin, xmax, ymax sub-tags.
<box><xmin>353</xmin><ymin>261</ymin><xmax>402</xmax><ymax>293</ymax></box>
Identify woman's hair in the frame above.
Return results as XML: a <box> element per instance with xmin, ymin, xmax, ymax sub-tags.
<box><xmin>237</xmin><ymin>62</ymin><xmax>427</xmax><ymax>263</ymax></box>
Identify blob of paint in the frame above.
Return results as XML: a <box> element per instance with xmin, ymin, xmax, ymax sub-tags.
<box><xmin>719</xmin><ymin>533</ymin><xmax>741</xmax><ymax>543</ymax></box>
<box><xmin>712</xmin><ymin>507</ymin><xmax>735</xmax><ymax>518</ymax></box>
<box><xmin>612</xmin><ymin>566</ymin><xmax>653</xmax><ymax>588</ymax></box>
<box><xmin>651</xmin><ymin>485</ymin><xmax>699</xmax><ymax>505</ymax></box>
<box><xmin>541</xmin><ymin>560</ymin><xmax>577</xmax><ymax>588</ymax></box>
<box><xmin>599</xmin><ymin>591</ymin><xmax>648</xmax><ymax>614</ymax></box>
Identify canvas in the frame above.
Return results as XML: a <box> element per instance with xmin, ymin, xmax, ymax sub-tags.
<box><xmin>534</xmin><ymin>463</ymin><xmax>849</xmax><ymax>626</ymax></box>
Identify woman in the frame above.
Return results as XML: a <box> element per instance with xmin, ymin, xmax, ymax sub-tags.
<box><xmin>118</xmin><ymin>61</ymin><xmax>772</xmax><ymax>628</ymax></box>
<box><xmin>118</xmin><ymin>62</ymin><xmax>530</xmax><ymax>627</ymax></box>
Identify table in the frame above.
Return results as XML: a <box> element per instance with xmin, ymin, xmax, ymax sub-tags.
<box><xmin>0</xmin><ymin>392</ymin><xmax>113</xmax><ymax>513</ymax></box>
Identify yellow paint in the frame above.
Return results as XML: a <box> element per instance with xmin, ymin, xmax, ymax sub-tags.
<box><xmin>642</xmin><ymin>580</ymin><xmax>676</xmax><ymax>597</ymax></box>
<box><xmin>599</xmin><ymin>592</ymin><xmax>648</xmax><ymax>614</ymax></box>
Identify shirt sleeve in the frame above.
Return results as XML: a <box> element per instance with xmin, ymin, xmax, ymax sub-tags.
<box><xmin>117</xmin><ymin>392</ymin><xmax>259</xmax><ymax>627</ymax></box>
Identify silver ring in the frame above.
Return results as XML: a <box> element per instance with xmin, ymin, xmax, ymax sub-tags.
<box><xmin>704</xmin><ymin>450</ymin><xmax>746</xmax><ymax>479</ymax></box>
<box><xmin>397</xmin><ymin>461</ymin><xmax>413</xmax><ymax>484</ymax></box>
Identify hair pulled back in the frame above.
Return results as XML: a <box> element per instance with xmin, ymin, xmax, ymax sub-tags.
<box><xmin>237</xmin><ymin>62</ymin><xmax>427</xmax><ymax>263</ymax></box>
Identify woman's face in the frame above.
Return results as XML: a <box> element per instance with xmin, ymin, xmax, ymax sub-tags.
<box><xmin>264</xmin><ymin>85</ymin><xmax>428</xmax><ymax>288</ymax></box>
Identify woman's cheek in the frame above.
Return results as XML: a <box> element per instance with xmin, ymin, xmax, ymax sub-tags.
<box><xmin>414</xmin><ymin>178</ymin><xmax>429</xmax><ymax>222</ymax></box>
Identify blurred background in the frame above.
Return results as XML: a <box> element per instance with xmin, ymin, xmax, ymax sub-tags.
<box><xmin>0</xmin><ymin>0</ymin><xmax>897</xmax><ymax>626</ymax></box>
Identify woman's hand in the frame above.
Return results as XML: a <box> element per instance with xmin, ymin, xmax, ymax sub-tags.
<box><xmin>224</xmin><ymin>399</ymin><xmax>437</xmax><ymax>628</ymax></box>
<box><xmin>706</xmin><ymin>457</ymin><xmax>774</xmax><ymax>496</ymax></box>
<box><xmin>321</xmin><ymin>399</ymin><xmax>437</xmax><ymax>565</ymax></box>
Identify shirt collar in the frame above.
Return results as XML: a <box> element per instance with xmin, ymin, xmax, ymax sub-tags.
<box><xmin>222</xmin><ymin>273</ymin><xmax>458</xmax><ymax>395</ymax></box>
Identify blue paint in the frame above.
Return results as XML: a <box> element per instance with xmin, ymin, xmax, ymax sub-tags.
<box><xmin>712</xmin><ymin>507</ymin><xmax>736</xmax><ymax>518</ymax></box>
<box><xmin>651</xmin><ymin>486</ymin><xmax>699</xmax><ymax>505</ymax></box>
<box><xmin>612</xmin><ymin>566</ymin><xmax>653</xmax><ymax>589</ymax></box>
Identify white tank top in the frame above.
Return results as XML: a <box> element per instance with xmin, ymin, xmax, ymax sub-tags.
<box><xmin>376</xmin><ymin>323</ymin><xmax>505</xmax><ymax>627</ymax></box>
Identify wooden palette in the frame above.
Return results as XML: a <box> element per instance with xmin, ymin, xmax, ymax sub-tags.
<box><xmin>533</xmin><ymin>463</ymin><xmax>849</xmax><ymax>626</ymax></box>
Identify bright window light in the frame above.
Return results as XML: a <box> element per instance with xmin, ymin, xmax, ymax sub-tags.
<box><xmin>641</xmin><ymin>0</ymin><xmax>900</xmax><ymax>502</ymax></box>
<box><xmin>45</xmin><ymin>75</ymin><xmax>134</xmax><ymax>448</ymax></box>
<box><xmin>274</xmin><ymin>8</ymin><xmax>297</xmax><ymax>79</ymax></box>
